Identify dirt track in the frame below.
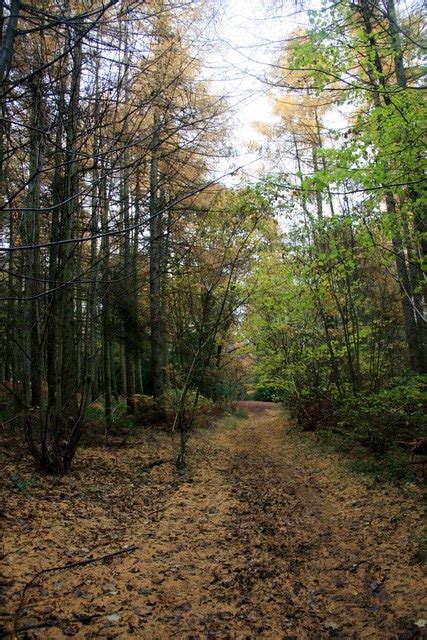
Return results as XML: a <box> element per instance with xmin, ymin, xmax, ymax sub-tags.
<box><xmin>2</xmin><ymin>403</ymin><xmax>426</xmax><ymax>638</ymax></box>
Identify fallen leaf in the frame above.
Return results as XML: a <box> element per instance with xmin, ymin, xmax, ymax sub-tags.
<box><xmin>414</xmin><ymin>619</ymin><xmax>427</xmax><ymax>628</ymax></box>
<box><xmin>106</xmin><ymin>613</ymin><xmax>121</xmax><ymax>623</ymax></box>
<box><xmin>324</xmin><ymin>620</ymin><xmax>340</xmax><ymax>630</ymax></box>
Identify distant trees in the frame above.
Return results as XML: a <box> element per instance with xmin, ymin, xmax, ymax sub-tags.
<box><xmin>243</xmin><ymin>0</ymin><xmax>425</xmax><ymax>449</ymax></box>
<box><xmin>0</xmin><ymin>0</ymin><xmax>259</xmax><ymax>473</ymax></box>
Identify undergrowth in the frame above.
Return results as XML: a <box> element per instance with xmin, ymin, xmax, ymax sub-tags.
<box><xmin>286</xmin><ymin>375</ymin><xmax>426</xmax><ymax>484</ymax></box>
<box><xmin>227</xmin><ymin>405</ymin><xmax>248</xmax><ymax>419</ymax></box>
<box><xmin>316</xmin><ymin>428</ymin><xmax>419</xmax><ymax>483</ymax></box>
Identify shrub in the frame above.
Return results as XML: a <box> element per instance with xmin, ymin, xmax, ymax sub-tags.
<box><xmin>160</xmin><ymin>388</ymin><xmax>217</xmax><ymax>428</ymax></box>
<box><xmin>337</xmin><ymin>377</ymin><xmax>426</xmax><ymax>453</ymax></box>
<box><xmin>133</xmin><ymin>395</ymin><xmax>166</xmax><ymax>426</ymax></box>
<box><xmin>289</xmin><ymin>376</ymin><xmax>426</xmax><ymax>456</ymax></box>
<box><xmin>253</xmin><ymin>386</ymin><xmax>276</xmax><ymax>402</ymax></box>
<box><xmin>133</xmin><ymin>388</ymin><xmax>218</xmax><ymax>429</ymax></box>
<box><xmin>226</xmin><ymin>404</ymin><xmax>248</xmax><ymax>419</ymax></box>
<box><xmin>290</xmin><ymin>394</ymin><xmax>336</xmax><ymax>432</ymax></box>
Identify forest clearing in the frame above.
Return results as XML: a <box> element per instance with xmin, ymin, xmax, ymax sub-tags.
<box><xmin>2</xmin><ymin>402</ymin><xmax>426</xmax><ymax>639</ymax></box>
<box><xmin>0</xmin><ymin>0</ymin><xmax>426</xmax><ymax>638</ymax></box>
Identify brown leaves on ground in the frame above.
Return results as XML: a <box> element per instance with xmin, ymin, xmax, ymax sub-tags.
<box><xmin>1</xmin><ymin>403</ymin><xmax>426</xmax><ymax>639</ymax></box>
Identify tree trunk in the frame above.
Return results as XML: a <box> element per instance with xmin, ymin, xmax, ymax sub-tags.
<box><xmin>149</xmin><ymin>111</ymin><xmax>165</xmax><ymax>398</ymax></box>
<box><xmin>100</xmin><ymin>156</ymin><xmax>113</xmax><ymax>430</ymax></box>
<box><xmin>25</xmin><ymin>72</ymin><xmax>44</xmax><ymax>407</ymax></box>
<box><xmin>0</xmin><ymin>0</ymin><xmax>19</xmax><ymax>86</ymax></box>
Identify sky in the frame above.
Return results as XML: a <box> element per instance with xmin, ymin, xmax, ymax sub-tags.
<box><xmin>205</xmin><ymin>0</ymin><xmax>350</xmax><ymax>185</ymax></box>
<box><xmin>206</xmin><ymin>0</ymin><xmax>312</xmax><ymax>177</ymax></box>
<box><xmin>204</xmin><ymin>0</ymin><xmax>300</xmax><ymax>180</ymax></box>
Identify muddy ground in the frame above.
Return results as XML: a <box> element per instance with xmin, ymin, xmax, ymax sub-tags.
<box><xmin>1</xmin><ymin>403</ymin><xmax>426</xmax><ymax>639</ymax></box>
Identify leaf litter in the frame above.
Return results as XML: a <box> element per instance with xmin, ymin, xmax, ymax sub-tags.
<box><xmin>1</xmin><ymin>402</ymin><xmax>425</xmax><ymax>638</ymax></box>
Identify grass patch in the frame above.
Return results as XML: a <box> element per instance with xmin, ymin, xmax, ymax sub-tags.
<box><xmin>348</xmin><ymin>454</ymin><xmax>417</xmax><ymax>483</ymax></box>
<box><xmin>316</xmin><ymin>428</ymin><xmax>419</xmax><ymax>484</ymax></box>
<box><xmin>228</xmin><ymin>405</ymin><xmax>248</xmax><ymax>419</ymax></box>
<box><xmin>86</xmin><ymin>399</ymin><xmax>137</xmax><ymax>434</ymax></box>
<box><xmin>216</xmin><ymin>414</ymin><xmax>244</xmax><ymax>431</ymax></box>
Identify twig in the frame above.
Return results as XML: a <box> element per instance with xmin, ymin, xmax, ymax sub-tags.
<box><xmin>144</xmin><ymin>504</ymin><xmax>169</xmax><ymax>520</ymax></box>
<box><xmin>2</xmin><ymin>523</ymin><xmax>41</xmax><ymax>560</ymax></box>
<box><xmin>13</xmin><ymin>545</ymin><xmax>138</xmax><ymax>637</ymax></box>
<box><xmin>16</xmin><ymin>621</ymin><xmax>59</xmax><ymax>633</ymax></box>
<box><xmin>140</xmin><ymin>458</ymin><xmax>166</xmax><ymax>472</ymax></box>
<box><xmin>17</xmin><ymin>612</ymin><xmax>103</xmax><ymax>634</ymax></box>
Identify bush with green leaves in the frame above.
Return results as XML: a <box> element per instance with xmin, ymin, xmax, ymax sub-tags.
<box><xmin>160</xmin><ymin>388</ymin><xmax>216</xmax><ymax>426</ymax></box>
<box><xmin>134</xmin><ymin>388</ymin><xmax>217</xmax><ymax>429</ymax></box>
<box><xmin>336</xmin><ymin>377</ymin><xmax>426</xmax><ymax>453</ymax></box>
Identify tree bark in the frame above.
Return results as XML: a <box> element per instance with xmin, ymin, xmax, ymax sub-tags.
<box><xmin>149</xmin><ymin>112</ymin><xmax>165</xmax><ymax>398</ymax></box>
<box><xmin>0</xmin><ymin>0</ymin><xmax>19</xmax><ymax>86</ymax></box>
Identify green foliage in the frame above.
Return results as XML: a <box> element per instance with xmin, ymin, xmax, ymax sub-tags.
<box><xmin>228</xmin><ymin>404</ymin><xmax>248</xmax><ymax>419</ymax></box>
<box><xmin>86</xmin><ymin>399</ymin><xmax>134</xmax><ymax>434</ymax></box>
<box><xmin>134</xmin><ymin>388</ymin><xmax>217</xmax><ymax>429</ymax></box>
<box><xmin>245</xmin><ymin>0</ymin><xmax>426</xmax><ymax>484</ymax></box>
<box><xmin>348</xmin><ymin>455</ymin><xmax>416</xmax><ymax>483</ymax></box>
<box><xmin>9</xmin><ymin>473</ymin><xmax>36</xmax><ymax>496</ymax></box>
<box><xmin>244</xmin><ymin>217</ymin><xmax>408</xmax><ymax>406</ymax></box>
<box><xmin>243</xmin><ymin>200</ymin><xmax>424</xmax><ymax>478</ymax></box>
<box><xmin>253</xmin><ymin>386</ymin><xmax>276</xmax><ymax>402</ymax></box>
<box><xmin>0</xmin><ymin>396</ymin><xmax>14</xmax><ymax>423</ymax></box>
<box><xmin>337</xmin><ymin>377</ymin><xmax>426</xmax><ymax>453</ymax></box>
<box><xmin>159</xmin><ymin>387</ymin><xmax>215</xmax><ymax>419</ymax></box>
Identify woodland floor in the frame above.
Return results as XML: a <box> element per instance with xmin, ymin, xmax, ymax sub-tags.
<box><xmin>1</xmin><ymin>402</ymin><xmax>426</xmax><ymax>639</ymax></box>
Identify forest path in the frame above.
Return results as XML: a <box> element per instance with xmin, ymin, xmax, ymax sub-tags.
<box><xmin>3</xmin><ymin>403</ymin><xmax>426</xmax><ymax>639</ymax></box>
